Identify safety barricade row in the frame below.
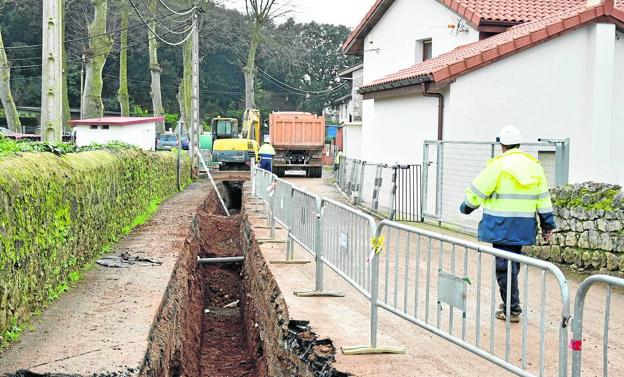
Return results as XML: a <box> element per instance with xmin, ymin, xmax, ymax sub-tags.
<box><xmin>250</xmin><ymin>166</ymin><xmax>622</xmax><ymax>377</ymax></box>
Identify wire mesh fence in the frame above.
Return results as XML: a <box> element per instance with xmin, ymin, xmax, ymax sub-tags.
<box><xmin>422</xmin><ymin>140</ymin><xmax>570</xmax><ymax>234</ymax></box>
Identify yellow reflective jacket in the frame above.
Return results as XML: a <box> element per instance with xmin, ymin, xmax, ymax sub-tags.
<box><xmin>258</xmin><ymin>143</ymin><xmax>276</xmax><ymax>156</ymax></box>
<box><xmin>460</xmin><ymin>149</ymin><xmax>556</xmax><ymax>245</ymax></box>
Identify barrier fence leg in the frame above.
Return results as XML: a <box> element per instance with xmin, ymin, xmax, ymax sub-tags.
<box><xmin>342</xmin><ymin>245</ymin><xmax>405</xmax><ymax>355</ymax></box>
<box><xmin>294</xmin><ymin>208</ymin><xmax>344</xmax><ymax>297</ymax></box>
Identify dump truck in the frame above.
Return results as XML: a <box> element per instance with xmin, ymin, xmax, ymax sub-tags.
<box><xmin>211</xmin><ymin>109</ymin><xmax>261</xmax><ymax>171</ymax></box>
<box><xmin>269</xmin><ymin>112</ymin><xmax>325</xmax><ymax>178</ymax></box>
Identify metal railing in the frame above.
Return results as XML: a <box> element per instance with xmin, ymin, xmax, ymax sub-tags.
<box><xmin>359</xmin><ymin>221</ymin><xmax>571</xmax><ymax>377</ymax></box>
<box><xmin>250</xmin><ymin>165</ymin><xmax>621</xmax><ymax>377</ymax></box>
<box><xmin>335</xmin><ymin>157</ymin><xmax>422</xmax><ymax>222</ymax></box>
<box><xmin>320</xmin><ymin>199</ymin><xmax>376</xmax><ymax>298</ymax></box>
<box><xmin>422</xmin><ymin>139</ymin><xmax>570</xmax><ymax>234</ymax></box>
<box><xmin>571</xmin><ymin>275</ymin><xmax>624</xmax><ymax>377</ymax></box>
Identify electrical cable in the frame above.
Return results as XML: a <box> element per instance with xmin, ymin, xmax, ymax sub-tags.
<box><xmin>136</xmin><ymin>0</ymin><xmax>196</xmax><ymax>35</ymax></box>
<box><xmin>129</xmin><ymin>0</ymin><xmax>197</xmax><ymax>46</ymax></box>
<box><xmin>157</xmin><ymin>0</ymin><xmax>198</xmax><ymax>16</ymax></box>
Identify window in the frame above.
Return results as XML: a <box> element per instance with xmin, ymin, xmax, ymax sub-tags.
<box><xmin>101</xmin><ymin>125</ymin><xmax>110</xmax><ymax>130</ymax></box>
<box><xmin>415</xmin><ymin>38</ymin><xmax>433</xmax><ymax>63</ymax></box>
<box><xmin>422</xmin><ymin>39</ymin><xmax>432</xmax><ymax>61</ymax></box>
<box><xmin>90</xmin><ymin>125</ymin><xmax>98</xmax><ymax>130</ymax></box>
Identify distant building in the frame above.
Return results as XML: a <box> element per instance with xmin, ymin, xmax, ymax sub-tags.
<box><xmin>330</xmin><ymin>63</ymin><xmax>364</xmax><ymax>159</ymax></box>
<box><xmin>69</xmin><ymin>117</ymin><xmax>164</xmax><ymax>151</ymax></box>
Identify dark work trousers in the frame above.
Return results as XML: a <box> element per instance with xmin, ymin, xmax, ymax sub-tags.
<box><xmin>493</xmin><ymin>244</ymin><xmax>523</xmax><ymax>314</ymax></box>
<box><xmin>259</xmin><ymin>156</ymin><xmax>273</xmax><ymax>172</ymax></box>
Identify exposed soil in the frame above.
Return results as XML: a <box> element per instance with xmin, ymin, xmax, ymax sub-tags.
<box><xmin>195</xmin><ymin>181</ymin><xmax>258</xmax><ymax>377</ymax></box>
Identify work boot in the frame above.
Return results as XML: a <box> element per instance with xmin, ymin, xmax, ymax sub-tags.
<box><xmin>496</xmin><ymin>304</ymin><xmax>521</xmax><ymax>323</ymax></box>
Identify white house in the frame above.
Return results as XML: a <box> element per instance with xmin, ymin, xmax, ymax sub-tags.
<box><xmin>344</xmin><ymin>0</ymin><xmax>624</xmax><ymax>184</ymax></box>
<box><xmin>69</xmin><ymin>117</ymin><xmax>164</xmax><ymax>151</ymax></box>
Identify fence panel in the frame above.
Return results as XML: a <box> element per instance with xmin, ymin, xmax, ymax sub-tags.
<box><xmin>370</xmin><ymin>220</ymin><xmax>570</xmax><ymax>377</ymax></box>
<box><xmin>254</xmin><ymin>167</ymin><xmax>274</xmax><ymax>203</ymax></box>
<box><xmin>571</xmin><ymin>275</ymin><xmax>624</xmax><ymax>377</ymax></box>
<box><xmin>321</xmin><ymin>199</ymin><xmax>376</xmax><ymax>297</ymax></box>
<box><xmin>289</xmin><ymin>187</ymin><xmax>321</xmax><ymax>256</ymax></box>
<box><xmin>272</xmin><ymin>178</ymin><xmax>293</xmax><ymax>228</ymax></box>
<box><xmin>422</xmin><ymin>140</ymin><xmax>570</xmax><ymax>234</ymax></box>
<box><xmin>394</xmin><ymin>164</ymin><xmax>422</xmax><ymax>222</ymax></box>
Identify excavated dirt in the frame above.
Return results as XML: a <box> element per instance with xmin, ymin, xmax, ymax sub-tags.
<box><xmin>3</xmin><ymin>180</ymin><xmax>346</xmax><ymax>377</ymax></box>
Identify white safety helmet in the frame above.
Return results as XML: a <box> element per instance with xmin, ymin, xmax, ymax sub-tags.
<box><xmin>497</xmin><ymin>125</ymin><xmax>523</xmax><ymax>145</ymax></box>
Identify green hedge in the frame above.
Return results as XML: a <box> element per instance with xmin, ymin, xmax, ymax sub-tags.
<box><xmin>0</xmin><ymin>149</ymin><xmax>191</xmax><ymax>337</ymax></box>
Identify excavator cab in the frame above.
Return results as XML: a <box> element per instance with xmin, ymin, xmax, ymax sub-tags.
<box><xmin>211</xmin><ymin>111</ymin><xmax>261</xmax><ymax>171</ymax></box>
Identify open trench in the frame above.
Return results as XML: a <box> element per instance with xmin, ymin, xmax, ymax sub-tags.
<box><xmin>140</xmin><ymin>180</ymin><xmax>348</xmax><ymax>377</ymax></box>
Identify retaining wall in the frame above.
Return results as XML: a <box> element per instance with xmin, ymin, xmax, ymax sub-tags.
<box><xmin>526</xmin><ymin>182</ymin><xmax>624</xmax><ymax>272</ymax></box>
<box><xmin>0</xmin><ymin>149</ymin><xmax>190</xmax><ymax>336</ymax></box>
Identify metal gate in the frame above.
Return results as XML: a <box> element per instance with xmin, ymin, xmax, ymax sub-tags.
<box><xmin>422</xmin><ymin>139</ymin><xmax>570</xmax><ymax>234</ymax></box>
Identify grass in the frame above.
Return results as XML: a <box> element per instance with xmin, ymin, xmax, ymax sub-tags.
<box><xmin>0</xmin><ymin>195</ymin><xmax>165</xmax><ymax>351</ymax></box>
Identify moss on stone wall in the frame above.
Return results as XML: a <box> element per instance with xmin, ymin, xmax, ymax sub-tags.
<box><xmin>0</xmin><ymin>149</ymin><xmax>191</xmax><ymax>338</ymax></box>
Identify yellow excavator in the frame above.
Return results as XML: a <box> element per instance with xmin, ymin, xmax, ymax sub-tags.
<box><xmin>211</xmin><ymin>109</ymin><xmax>261</xmax><ymax>171</ymax></box>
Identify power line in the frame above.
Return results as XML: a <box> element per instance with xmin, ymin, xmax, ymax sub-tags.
<box><xmin>128</xmin><ymin>0</ymin><xmax>197</xmax><ymax>46</ymax></box>
<box><xmin>157</xmin><ymin>0</ymin><xmax>198</xmax><ymax>16</ymax></box>
<box><xmin>0</xmin><ymin>12</ymin><xmax>184</xmax><ymax>53</ymax></box>
<box><xmin>135</xmin><ymin>0</ymin><xmax>196</xmax><ymax>35</ymax></box>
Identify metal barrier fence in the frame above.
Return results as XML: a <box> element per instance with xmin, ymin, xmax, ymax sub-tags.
<box><xmin>335</xmin><ymin>158</ymin><xmax>422</xmax><ymax>222</ymax></box>
<box><xmin>250</xmin><ymin>165</ymin><xmax>622</xmax><ymax>377</ymax></box>
<box><xmin>320</xmin><ymin>199</ymin><xmax>376</xmax><ymax>297</ymax></box>
<box><xmin>422</xmin><ymin>139</ymin><xmax>570</xmax><ymax>234</ymax></box>
<box><xmin>359</xmin><ymin>221</ymin><xmax>572</xmax><ymax>376</ymax></box>
<box><xmin>571</xmin><ymin>275</ymin><xmax>624</xmax><ymax>377</ymax></box>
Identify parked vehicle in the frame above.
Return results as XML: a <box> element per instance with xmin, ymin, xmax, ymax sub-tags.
<box><xmin>156</xmin><ymin>133</ymin><xmax>178</xmax><ymax>151</ymax></box>
<box><xmin>0</xmin><ymin>127</ymin><xmax>24</xmax><ymax>140</ymax></box>
<box><xmin>269</xmin><ymin>112</ymin><xmax>325</xmax><ymax>178</ymax></box>
<box><xmin>180</xmin><ymin>136</ymin><xmax>189</xmax><ymax>150</ymax></box>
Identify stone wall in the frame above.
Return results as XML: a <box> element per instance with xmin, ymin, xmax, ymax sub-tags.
<box><xmin>526</xmin><ymin>182</ymin><xmax>624</xmax><ymax>273</ymax></box>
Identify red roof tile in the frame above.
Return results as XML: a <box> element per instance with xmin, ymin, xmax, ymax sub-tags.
<box><xmin>344</xmin><ymin>0</ymin><xmax>596</xmax><ymax>54</ymax></box>
<box><xmin>360</xmin><ymin>0</ymin><xmax>622</xmax><ymax>93</ymax></box>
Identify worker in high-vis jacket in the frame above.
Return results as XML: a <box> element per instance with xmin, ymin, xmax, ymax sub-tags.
<box><xmin>460</xmin><ymin>125</ymin><xmax>556</xmax><ymax>323</ymax></box>
<box><xmin>334</xmin><ymin>149</ymin><xmax>343</xmax><ymax>171</ymax></box>
<box><xmin>258</xmin><ymin>142</ymin><xmax>276</xmax><ymax>172</ymax></box>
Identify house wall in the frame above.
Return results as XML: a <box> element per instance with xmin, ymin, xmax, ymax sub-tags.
<box><xmin>75</xmin><ymin>122</ymin><xmax>156</xmax><ymax>151</ymax></box>
<box><xmin>445</xmin><ymin>24</ymin><xmax>621</xmax><ymax>184</ymax></box>
<box><xmin>359</xmin><ymin>0</ymin><xmax>479</xmax><ymax>164</ymax></box>
<box><xmin>362</xmin><ymin>94</ymin><xmax>438</xmax><ymax>164</ymax></box>
<box><xmin>362</xmin><ymin>0</ymin><xmax>479</xmax><ymax>84</ymax></box>
<box><xmin>343</xmin><ymin>123</ymin><xmax>363</xmax><ymax>159</ymax></box>
<box><xmin>352</xmin><ymin>68</ymin><xmax>364</xmax><ymax>122</ymax></box>
<box><xmin>610</xmin><ymin>29</ymin><xmax>624</xmax><ymax>184</ymax></box>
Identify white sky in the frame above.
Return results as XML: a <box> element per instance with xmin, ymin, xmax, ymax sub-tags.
<box><xmin>224</xmin><ymin>0</ymin><xmax>377</xmax><ymax>27</ymax></box>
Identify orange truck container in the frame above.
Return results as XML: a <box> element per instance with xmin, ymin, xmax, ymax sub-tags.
<box><xmin>269</xmin><ymin>112</ymin><xmax>325</xmax><ymax>178</ymax></box>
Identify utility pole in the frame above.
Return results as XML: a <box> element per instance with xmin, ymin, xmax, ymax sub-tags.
<box><xmin>41</xmin><ymin>0</ymin><xmax>64</xmax><ymax>142</ymax></box>
<box><xmin>190</xmin><ymin>11</ymin><xmax>200</xmax><ymax>174</ymax></box>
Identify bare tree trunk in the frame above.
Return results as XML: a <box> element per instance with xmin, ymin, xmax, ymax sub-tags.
<box><xmin>62</xmin><ymin>2</ymin><xmax>71</xmax><ymax>130</ymax></box>
<box><xmin>0</xmin><ymin>28</ymin><xmax>21</xmax><ymax>132</ymax></box>
<box><xmin>148</xmin><ymin>0</ymin><xmax>165</xmax><ymax>133</ymax></box>
<box><xmin>82</xmin><ymin>0</ymin><xmax>113</xmax><ymax>119</ymax></box>
<box><xmin>118</xmin><ymin>0</ymin><xmax>130</xmax><ymax>116</ymax></box>
<box><xmin>244</xmin><ymin>24</ymin><xmax>260</xmax><ymax>110</ymax></box>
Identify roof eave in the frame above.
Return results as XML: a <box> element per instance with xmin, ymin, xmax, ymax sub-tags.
<box><xmin>358</xmin><ymin>75</ymin><xmax>434</xmax><ymax>95</ymax></box>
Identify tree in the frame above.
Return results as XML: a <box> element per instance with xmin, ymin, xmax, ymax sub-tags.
<box><xmin>82</xmin><ymin>0</ymin><xmax>113</xmax><ymax>118</ymax></box>
<box><xmin>118</xmin><ymin>0</ymin><xmax>130</xmax><ymax>116</ymax></box>
<box><xmin>0</xmin><ymin>27</ymin><xmax>21</xmax><ymax>131</ymax></box>
<box><xmin>147</xmin><ymin>0</ymin><xmax>165</xmax><ymax>133</ymax></box>
<box><xmin>243</xmin><ymin>0</ymin><xmax>290</xmax><ymax>110</ymax></box>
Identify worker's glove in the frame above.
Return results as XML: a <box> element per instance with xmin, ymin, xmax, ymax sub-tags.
<box><xmin>542</xmin><ymin>229</ymin><xmax>553</xmax><ymax>242</ymax></box>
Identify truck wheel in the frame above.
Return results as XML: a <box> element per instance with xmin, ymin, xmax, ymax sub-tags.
<box><xmin>315</xmin><ymin>167</ymin><xmax>323</xmax><ymax>178</ymax></box>
<box><xmin>275</xmin><ymin>167</ymin><xmax>285</xmax><ymax>178</ymax></box>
